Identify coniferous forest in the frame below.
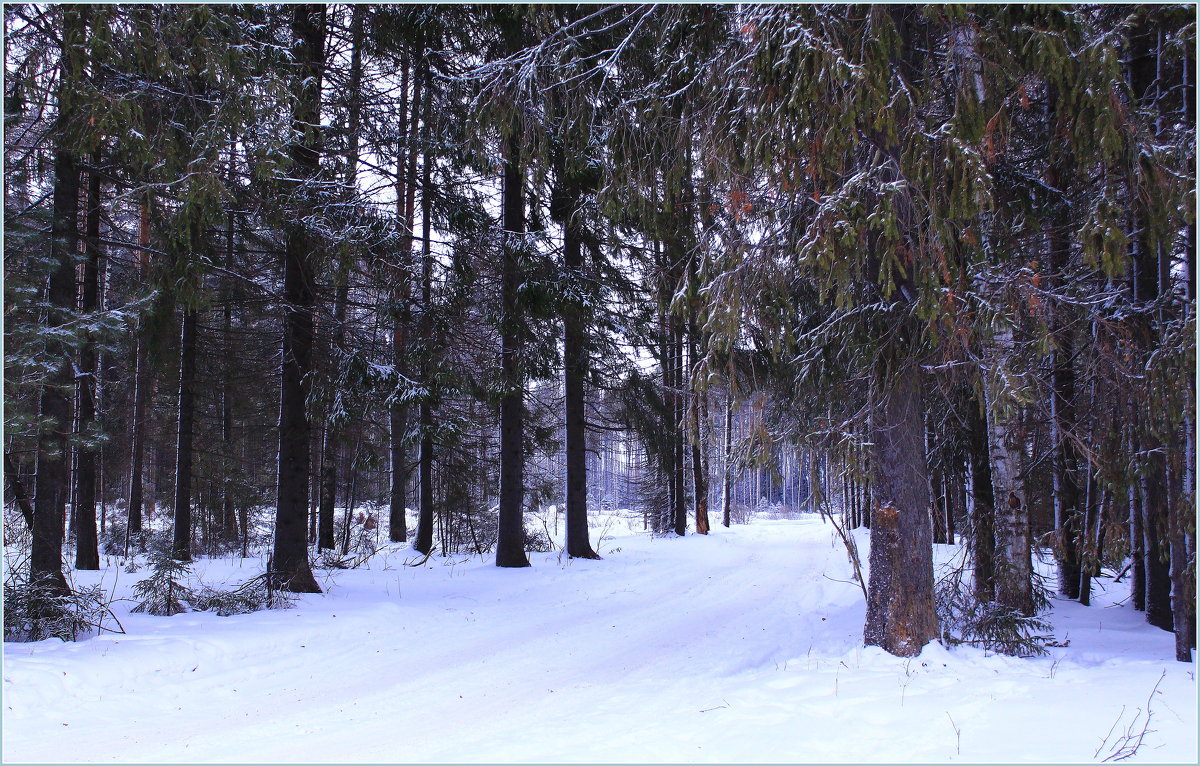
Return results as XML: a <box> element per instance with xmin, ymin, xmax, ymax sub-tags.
<box><xmin>3</xmin><ymin>5</ymin><xmax>1196</xmax><ymax>762</ymax></box>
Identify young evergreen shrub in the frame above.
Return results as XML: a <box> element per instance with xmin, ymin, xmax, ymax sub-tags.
<box><xmin>936</xmin><ymin>569</ymin><xmax>1054</xmax><ymax>657</ymax></box>
<box><xmin>523</xmin><ymin>527</ymin><xmax>555</xmax><ymax>553</ymax></box>
<box><xmin>100</xmin><ymin>521</ymin><xmax>172</xmax><ymax>557</ymax></box>
<box><xmin>192</xmin><ymin>574</ymin><xmax>295</xmax><ymax>616</ymax></box>
<box><xmin>131</xmin><ymin>553</ymin><xmax>193</xmax><ymax>616</ymax></box>
<box><xmin>316</xmin><ymin>549</ymin><xmax>354</xmax><ymax>569</ymax></box>
<box><xmin>3</xmin><ymin>575</ymin><xmax>110</xmax><ymax>642</ymax></box>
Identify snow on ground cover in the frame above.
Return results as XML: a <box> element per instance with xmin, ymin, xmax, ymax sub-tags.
<box><xmin>3</xmin><ymin>514</ymin><xmax>1196</xmax><ymax>763</ymax></box>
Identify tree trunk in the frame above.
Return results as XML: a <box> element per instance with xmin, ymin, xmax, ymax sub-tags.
<box><xmin>863</xmin><ymin>363</ymin><xmax>939</xmax><ymax>657</ymax></box>
<box><xmin>1129</xmin><ymin>469</ymin><xmax>1145</xmax><ymax>611</ymax></box>
<box><xmin>321</xmin><ymin>5</ymin><xmax>365</xmax><ymax>551</ymax></box>
<box><xmin>721</xmin><ymin>385</ymin><xmax>733</xmax><ymax>528</ymax></box>
<box><xmin>672</xmin><ymin>325</ymin><xmax>686</xmax><ymax>536</ymax></box>
<box><xmin>983</xmin><ymin>332</ymin><xmax>1034</xmax><ymax>618</ymax></box>
<box><xmin>33</xmin><ymin>8</ymin><xmax>86</xmax><ymax>592</ymax></box>
<box><xmin>271</xmin><ymin>3</ymin><xmax>325</xmax><ymax>593</ymax></box>
<box><xmin>1141</xmin><ymin>474</ymin><xmax>1173</xmax><ymax>631</ymax></box>
<box><xmin>495</xmin><ymin>125</ymin><xmax>529</xmax><ymax>568</ymax></box>
<box><xmin>563</xmin><ymin>211</ymin><xmax>598</xmax><ymax>559</ymax></box>
<box><xmin>126</xmin><ymin>198</ymin><xmax>152</xmax><ymax>547</ymax></box>
<box><xmin>171</xmin><ymin>308</ymin><xmax>197</xmax><ymax>561</ymax></box>
<box><xmin>74</xmin><ymin>152</ymin><xmax>102</xmax><ymax>570</ymax></box>
<box><xmin>411</xmin><ymin>59</ymin><xmax>439</xmax><ymax>556</ymax></box>
<box><xmin>1044</xmin><ymin>130</ymin><xmax>1083</xmax><ymax>600</ymax></box>
<box><xmin>219</xmin><ymin>198</ymin><xmax>238</xmax><ymax>544</ymax></box>
<box><xmin>688</xmin><ymin>302</ymin><xmax>710</xmax><ymax>536</ymax></box>
<box><xmin>395</xmin><ymin>50</ymin><xmax>423</xmax><ymax>549</ymax></box>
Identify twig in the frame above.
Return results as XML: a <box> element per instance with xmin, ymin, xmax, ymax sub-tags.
<box><xmin>1096</xmin><ymin>670</ymin><xmax>1166</xmax><ymax>762</ymax></box>
<box><xmin>946</xmin><ymin>712</ymin><xmax>961</xmax><ymax>756</ymax></box>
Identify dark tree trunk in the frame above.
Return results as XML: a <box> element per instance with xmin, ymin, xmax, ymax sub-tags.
<box><xmin>126</xmin><ymin>200</ymin><xmax>152</xmax><ymax>546</ymax></box>
<box><xmin>1169</xmin><ymin>471</ymin><xmax>1194</xmax><ymax>660</ymax></box>
<box><xmin>1049</xmin><ymin>312</ymin><xmax>1082</xmax><ymax>599</ymax></box>
<box><xmin>672</xmin><ymin>325</ymin><xmax>686</xmax><ymax>537</ymax></box>
<box><xmin>219</xmin><ymin>201</ymin><xmax>238</xmax><ymax>544</ymax></box>
<box><xmin>721</xmin><ymin>385</ymin><xmax>733</xmax><ymax>528</ymax></box>
<box><xmin>271</xmin><ymin>3</ymin><xmax>325</xmax><ymax>593</ymax></box>
<box><xmin>496</xmin><ymin>128</ymin><xmax>530</xmax><ymax>568</ymax></box>
<box><xmin>1129</xmin><ymin>474</ymin><xmax>1146</xmax><ymax>611</ymax></box>
<box><xmin>33</xmin><ymin>38</ymin><xmax>83</xmax><ymax>592</ymax></box>
<box><xmin>968</xmin><ymin>385</ymin><xmax>996</xmax><ymax>604</ymax></box>
<box><xmin>318</xmin><ymin>273</ymin><xmax>349</xmax><ymax>552</ymax></box>
<box><xmin>74</xmin><ymin>153</ymin><xmax>103</xmax><ymax>570</ymax></box>
<box><xmin>394</xmin><ymin>50</ymin><xmax>423</xmax><ymax>549</ymax></box>
<box><xmin>5</xmin><ymin>453</ymin><xmax>36</xmax><ymax>529</ymax></box>
<box><xmin>1127</xmin><ymin>8</ymin><xmax>1176</xmax><ymax>636</ymax></box>
<box><xmin>320</xmin><ymin>6</ymin><xmax>364</xmax><ymax>551</ymax></box>
<box><xmin>411</xmin><ymin>60</ymin><xmax>438</xmax><ymax>555</ymax></box>
<box><xmin>563</xmin><ymin>214</ymin><xmax>598</xmax><ymax>559</ymax></box>
<box><xmin>171</xmin><ymin>308</ymin><xmax>198</xmax><ymax>561</ymax></box>
<box><xmin>1078</xmin><ymin>474</ymin><xmax>1099</xmax><ymax>606</ymax></box>
<box><xmin>1044</xmin><ymin>130</ymin><xmax>1083</xmax><ymax>600</ymax></box>
<box><xmin>688</xmin><ymin>305</ymin><xmax>709</xmax><ymax>536</ymax></box>
<box><xmin>863</xmin><ymin>363</ymin><xmax>939</xmax><ymax>657</ymax></box>
<box><xmin>1141</xmin><ymin>475</ymin><xmax>1173</xmax><ymax>631</ymax></box>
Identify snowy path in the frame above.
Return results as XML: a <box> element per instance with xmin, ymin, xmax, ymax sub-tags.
<box><xmin>4</xmin><ymin>517</ymin><xmax>1196</xmax><ymax>763</ymax></box>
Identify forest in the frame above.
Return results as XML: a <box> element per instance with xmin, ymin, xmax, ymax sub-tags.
<box><xmin>3</xmin><ymin>0</ymin><xmax>1195</xmax><ymax>681</ymax></box>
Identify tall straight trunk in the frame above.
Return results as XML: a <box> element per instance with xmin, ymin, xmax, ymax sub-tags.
<box><xmin>1049</xmin><ymin>320</ymin><xmax>1082</xmax><ymax>598</ymax></box>
<box><xmin>1078</xmin><ymin>475</ymin><xmax>1100</xmax><ymax>607</ymax></box>
<box><xmin>33</xmin><ymin>9</ymin><xmax>86</xmax><ymax>592</ymax></box>
<box><xmin>1045</xmin><ymin>132</ymin><xmax>1083</xmax><ymax>599</ymax></box>
<box><xmin>1128</xmin><ymin>9</ymin><xmax>1174</xmax><ymax>636</ymax></box>
<box><xmin>672</xmin><ymin>325</ymin><xmax>686</xmax><ymax>536</ymax></box>
<box><xmin>126</xmin><ymin>199</ymin><xmax>152</xmax><ymax>545</ymax></box>
<box><xmin>495</xmin><ymin>126</ymin><xmax>529</xmax><ymax>568</ymax></box>
<box><xmin>656</xmin><ymin>290</ymin><xmax>672</xmax><ymax>534</ymax></box>
<box><xmin>412</xmin><ymin>118</ymin><xmax>436</xmax><ymax>554</ymax></box>
<box><xmin>690</xmin><ymin>391</ymin><xmax>710</xmax><ymax>535</ymax></box>
<box><xmin>219</xmin><ymin>199</ymin><xmax>238</xmax><ymax>543</ymax></box>
<box><xmin>1129</xmin><ymin>465</ymin><xmax>1145</xmax><ymax>611</ymax></box>
<box><xmin>32</xmin><ymin>204</ymin><xmax>73</xmax><ymax>584</ymax></box>
<box><xmin>272</xmin><ymin>3</ymin><xmax>325</xmax><ymax>593</ymax></box>
<box><xmin>74</xmin><ymin>152</ymin><xmax>102</xmax><ymax>570</ymax></box>
<box><xmin>688</xmin><ymin>295</ymin><xmax>710</xmax><ymax>536</ymax></box>
<box><xmin>563</xmin><ymin>211</ymin><xmax>598</xmax><ymax>559</ymax></box>
<box><xmin>863</xmin><ymin>363</ymin><xmax>939</xmax><ymax>656</ymax></box>
<box><xmin>170</xmin><ymin>308</ymin><xmax>198</xmax><ymax>561</ymax></box>
<box><xmin>321</xmin><ymin>5</ymin><xmax>365</xmax><ymax>551</ymax></box>
<box><xmin>1171</xmin><ymin>442</ymin><xmax>1195</xmax><ymax>658</ymax></box>
<box><xmin>721</xmin><ymin>385</ymin><xmax>733</xmax><ymax>527</ymax></box>
<box><xmin>1141</xmin><ymin>474</ymin><xmax>1173</xmax><ymax>631</ymax></box>
<box><xmin>983</xmin><ymin>330</ymin><xmax>1034</xmax><ymax>617</ymax></box>
<box><xmin>393</xmin><ymin>52</ymin><xmax>422</xmax><ymax>548</ymax></box>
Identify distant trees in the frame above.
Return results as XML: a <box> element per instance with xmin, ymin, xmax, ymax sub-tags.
<box><xmin>4</xmin><ymin>4</ymin><xmax>1193</xmax><ymax>660</ymax></box>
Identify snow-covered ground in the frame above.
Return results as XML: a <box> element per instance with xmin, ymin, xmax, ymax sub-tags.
<box><xmin>4</xmin><ymin>513</ymin><xmax>1196</xmax><ymax>763</ymax></box>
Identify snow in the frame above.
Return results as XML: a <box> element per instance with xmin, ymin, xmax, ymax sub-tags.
<box><xmin>4</xmin><ymin>514</ymin><xmax>1196</xmax><ymax>763</ymax></box>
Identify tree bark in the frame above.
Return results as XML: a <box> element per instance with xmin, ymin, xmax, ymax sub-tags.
<box><xmin>395</xmin><ymin>50</ymin><xmax>423</xmax><ymax>549</ymax></box>
<box><xmin>863</xmin><ymin>363</ymin><xmax>939</xmax><ymax>656</ymax></box>
<box><xmin>171</xmin><ymin>307</ymin><xmax>197</xmax><ymax>561</ymax></box>
<box><xmin>33</xmin><ymin>19</ymin><xmax>86</xmax><ymax>592</ymax></box>
<box><xmin>721</xmin><ymin>384</ymin><xmax>734</xmax><ymax>527</ymax></box>
<box><xmin>271</xmin><ymin>3</ymin><xmax>326</xmax><ymax>593</ymax></box>
<box><xmin>126</xmin><ymin>198</ymin><xmax>152</xmax><ymax>547</ymax></box>
<box><xmin>563</xmin><ymin>210</ymin><xmax>598</xmax><ymax>559</ymax></box>
<box><xmin>983</xmin><ymin>332</ymin><xmax>1034</xmax><ymax>618</ymax></box>
<box><xmin>321</xmin><ymin>5</ymin><xmax>365</xmax><ymax>551</ymax></box>
<box><xmin>496</xmin><ymin>124</ymin><xmax>530</xmax><ymax>568</ymax></box>
<box><xmin>74</xmin><ymin>151</ymin><xmax>103</xmax><ymax>570</ymax></box>
<box><xmin>1141</xmin><ymin>474</ymin><xmax>1173</xmax><ymax>631</ymax></box>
